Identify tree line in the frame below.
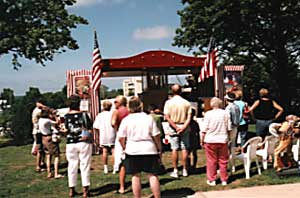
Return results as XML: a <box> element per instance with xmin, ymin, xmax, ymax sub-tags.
<box><xmin>0</xmin><ymin>85</ymin><xmax>123</xmax><ymax>145</ymax></box>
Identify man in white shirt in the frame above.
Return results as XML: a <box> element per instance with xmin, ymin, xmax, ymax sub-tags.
<box><xmin>32</xmin><ymin>99</ymin><xmax>46</xmax><ymax>172</ymax></box>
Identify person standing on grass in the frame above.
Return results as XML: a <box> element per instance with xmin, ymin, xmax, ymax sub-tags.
<box><xmin>119</xmin><ymin>96</ymin><xmax>161</xmax><ymax>198</ymax></box>
<box><xmin>111</xmin><ymin>95</ymin><xmax>129</xmax><ymax>194</ymax></box>
<box><xmin>201</xmin><ymin>97</ymin><xmax>231</xmax><ymax>186</ymax></box>
<box><xmin>64</xmin><ymin>95</ymin><xmax>93</xmax><ymax>198</ymax></box>
<box><xmin>163</xmin><ymin>84</ymin><xmax>192</xmax><ymax>178</ymax></box>
<box><xmin>31</xmin><ymin>99</ymin><xmax>46</xmax><ymax>172</ymax></box>
<box><xmin>93</xmin><ymin>100</ymin><xmax>116</xmax><ymax>174</ymax></box>
<box><xmin>247</xmin><ymin>88</ymin><xmax>284</xmax><ymax>140</ymax></box>
<box><xmin>224</xmin><ymin>92</ymin><xmax>240</xmax><ymax>154</ymax></box>
<box><xmin>39</xmin><ymin>109</ymin><xmax>63</xmax><ymax>179</ymax></box>
<box><xmin>234</xmin><ymin>90</ymin><xmax>249</xmax><ymax>146</ymax></box>
<box><xmin>188</xmin><ymin>108</ymin><xmax>201</xmax><ymax>171</ymax></box>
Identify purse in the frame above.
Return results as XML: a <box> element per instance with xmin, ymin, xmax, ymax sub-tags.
<box><xmin>51</xmin><ymin>133</ymin><xmax>61</xmax><ymax>143</ymax></box>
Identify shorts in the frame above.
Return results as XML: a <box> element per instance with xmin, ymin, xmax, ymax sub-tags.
<box><xmin>101</xmin><ymin>145</ymin><xmax>115</xmax><ymax>154</ymax></box>
<box><xmin>124</xmin><ymin>154</ymin><xmax>161</xmax><ymax>175</ymax></box>
<box><xmin>101</xmin><ymin>144</ymin><xmax>115</xmax><ymax>149</ymax></box>
<box><xmin>42</xmin><ymin>136</ymin><xmax>60</xmax><ymax>157</ymax></box>
<box><xmin>169</xmin><ymin>126</ymin><xmax>190</xmax><ymax>150</ymax></box>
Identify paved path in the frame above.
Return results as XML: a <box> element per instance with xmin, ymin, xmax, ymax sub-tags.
<box><xmin>188</xmin><ymin>183</ymin><xmax>300</xmax><ymax>198</ymax></box>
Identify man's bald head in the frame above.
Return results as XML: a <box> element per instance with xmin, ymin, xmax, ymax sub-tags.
<box><xmin>171</xmin><ymin>84</ymin><xmax>182</xmax><ymax>95</ymax></box>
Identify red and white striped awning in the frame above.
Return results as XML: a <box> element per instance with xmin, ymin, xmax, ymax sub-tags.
<box><xmin>224</xmin><ymin>65</ymin><xmax>245</xmax><ymax>71</ymax></box>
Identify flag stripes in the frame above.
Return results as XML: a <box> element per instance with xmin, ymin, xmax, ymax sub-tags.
<box><xmin>90</xmin><ymin>31</ymin><xmax>102</xmax><ymax>153</ymax></box>
<box><xmin>224</xmin><ymin>65</ymin><xmax>244</xmax><ymax>71</ymax></box>
<box><xmin>66</xmin><ymin>69</ymin><xmax>92</xmax><ymax>97</ymax></box>
<box><xmin>198</xmin><ymin>37</ymin><xmax>218</xmax><ymax>83</ymax></box>
<box><xmin>198</xmin><ymin>48</ymin><xmax>218</xmax><ymax>82</ymax></box>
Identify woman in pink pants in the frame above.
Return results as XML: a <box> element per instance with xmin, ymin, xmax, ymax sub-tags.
<box><xmin>201</xmin><ymin>97</ymin><xmax>232</xmax><ymax>186</ymax></box>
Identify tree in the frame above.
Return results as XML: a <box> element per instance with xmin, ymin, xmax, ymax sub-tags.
<box><xmin>42</xmin><ymin>86</ymin><xmax>67</xmax><ymax>109</ymax></box>
<box><xmin>0</xmin><ymin>0</ymin><xmax>88</xmax><ymax>69</ymax></box>
<box><xmin>0</xmin><ymin>88</ymin><xmax>15</xmax><ymax>105</ymax></box>
<box><xmin>173</xmin><ymin>0</ymin><xmax>300</xmax><ymax>107</ymax></box>
<box><xmin>11</xmin><ymin>87</ymin><xmax>42</xmax><ymax>144</ymax></box>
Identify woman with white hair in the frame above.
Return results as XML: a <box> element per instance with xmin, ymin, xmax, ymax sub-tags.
<box><xmin>201</xmin><ymin>97</ymin><xmax>232</xmax><ymax>186</ymax></box>
<box><xmin>119</xmin><ymin>96</ymin><xmax>162</xmax><ymax>198</ymax></box>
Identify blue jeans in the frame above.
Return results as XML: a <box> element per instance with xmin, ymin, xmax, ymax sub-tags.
<box><xmin>238</xmin><ymin>124</ymin><xmax>248</xmax><ymax>146</ymax></box>
<box><xmin>256</xmin><ymin>119</ymin><xmax>273</xmax><ymax>140</ymax></box>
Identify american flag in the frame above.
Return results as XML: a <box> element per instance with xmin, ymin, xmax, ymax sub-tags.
<box><xmin>90</xmin><ymin>30</ymin><xmax>102</xmax><ymax>121</ymax></box>
<box><xmin>90</xmin><ymin>31</ymin><xmax>102</xmax><ymax>153</ymax></box>
<box><xmin>198</xmin><ymin>37</ymin><xmax>218</xmax><ymax>82</ymax></box>
<box><xmin>92</xmin><ymin>31</ymin><xmax>102</xmax><ymax>91</ymax></box>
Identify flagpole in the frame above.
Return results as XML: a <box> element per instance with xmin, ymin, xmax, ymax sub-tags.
<box><xmin>91</xmin><ymin>30</ymin><xmax>102</xmax><ymax>154</ymax></box>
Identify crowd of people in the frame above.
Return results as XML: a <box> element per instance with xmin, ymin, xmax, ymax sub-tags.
<box><xmin>30</xmin><ymin>85</ymin><xmax>300</xmax><ymax>197</ymax></box>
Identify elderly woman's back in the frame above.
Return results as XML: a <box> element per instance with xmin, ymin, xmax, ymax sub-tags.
<box><xmin>201</xmin><ymin>97</ymin><xmax>231</xmax><ymax>187</ymax></box>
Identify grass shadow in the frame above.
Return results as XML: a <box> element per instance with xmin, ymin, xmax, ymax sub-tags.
<box><xmin>161</xmin><ymin>187</ymin><xmax>195</xmax><ymax>198</ymax></box>
<box><xmin>0</xmin><ymin>139</ymin><xmax>18</xmax><ymax>148</ymax></box>
<box><xmin>189</xmin><ymin>166</ymin><xmax>206</xmax><ymax>175</ymax></box>
<box><xmin>228</xmin><ymin>162</ymin><xmax>264</xmax><ymax>182</ymax></box>
<box><xmin>89</xmin><ymin>181</ymin><xmax>131</xmax><ymax>196</ymax></box>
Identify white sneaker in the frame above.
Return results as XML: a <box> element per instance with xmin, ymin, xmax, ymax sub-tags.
<box><xmin>170</xmin><ymin>171</ymin><xmax>179</xmax><ymax>178</ymax></box>
<box><xmin>182</xmin><ymin>169</ymin><xmax>188</xmax><ymax>177</ymax></box>
<box><xmin>206</xmin><ymin>180</ymin><xmax>216</xmax><ymax>186</ymax></box>
<box><xmin>104</xmin><ymin>166</ymin><xmax>108</xmax><ymax>174</ymax></box>
<box><xmin>221</xmin><ymin>181</ymin><xmax>227</xmax><ymax>186</ymax></box>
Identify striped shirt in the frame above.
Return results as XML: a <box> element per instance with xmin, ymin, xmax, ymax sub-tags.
<box><xmin>202</xmin><ymin>108</ymin><xmax>231</xmax><ymax>144</ymax></box>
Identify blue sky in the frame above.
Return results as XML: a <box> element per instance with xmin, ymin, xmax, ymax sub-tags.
<box><xmin>0</xmin><ymin>0</ymin><xmax>191</xmax><ymax>96</ymax></box>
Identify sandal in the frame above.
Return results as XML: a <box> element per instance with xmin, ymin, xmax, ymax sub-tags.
<box><xmin>47</xmin><ymin>173</ymin><xmax>53</xmax><ymax>178</ymax></box>
<box><xmin>69</xmin><ymin>188</ymin><xmax>77</xmax><ymax>198</ymax></box>
<box><xmin>83</xmin><ymin>186</ymin><xmax>90</xmax><ymax>198</ymax></box>
<box><xmin>54</xmin><ymin>174</ymin><xmax>64</xmax><ymax>179</ymax></box>
<box><xmin>35</xmin><ymin>167</ymin><xmax>45</xmax><ymax>172</ymax></box>
<box><xmin>116</xmin><ymin>189</ymin><xmax>125</xmax><ymax>194</ymax></box>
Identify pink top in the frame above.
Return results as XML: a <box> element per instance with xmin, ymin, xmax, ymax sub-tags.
<box><xmin>117</xmin><ymin>106</ymin><xmax>129</xmax><ymax>124</ymax></box>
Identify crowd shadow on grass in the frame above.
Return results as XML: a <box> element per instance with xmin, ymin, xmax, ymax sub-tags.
<box><xmin>161</xmin><ymin>188</ymin><xmax>195</xmax><ymax>198</ymax></box>
<box><xmin>0</xmin><ymin>139</ymin><xmax>18</xmax><ymax>148</ymax></box>
<box><xmin>189</xmin><ymin>166</ymin><xmax>206</xmax><ymax>176</ymax></box>
<box><xmin>89</xmin><ymin>181</ymin><xmax>131</xmax><ymax>197</ymax></box>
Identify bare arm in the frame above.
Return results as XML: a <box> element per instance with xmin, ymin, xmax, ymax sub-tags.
<box><xmin>177</xmin><ymin>113</ymin><xmax>192</xmax><ymax>134</ymax></box>
<box><xmin>152</xmin><ymin>134</ymin><xmax>162</xmax><ymax>153</ymax></box>
<box><xmin>164</xmin><ymin>114</ymin><xmax>178</xmax><ymax>130</ymax></box>
<box><xmin>119</xmin><ymin>137</ymin><xmax>126</xmax><ymax>151</ymax></box>
<box><xmin>200</xmin><ymin>132</ymin><xmax>206</xmax><ymax>146</ymax></box>
<box><xmin>247</xmin><ymin>100</ymin><xmax>260</xmax><ymax>113</ymax></box>
<box><xmin>111</xmin><ymin>110</ymin><xmax>119</xmax><ymax>130</ymax></box>
<box><xmin>272</xmin><ymin>100</ymin><xmax>284</xmax><ymax>120</ymax></box>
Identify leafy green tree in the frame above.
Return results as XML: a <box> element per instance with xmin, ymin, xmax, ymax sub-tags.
<box><xmin>42</xmin><ymin>86</ymin><xmax>67</xmax><ymax>109</ymax></box>
<box><xmin>99</xmin><ymin>84</ymin><xmax>109</xmax><ymax>99</ymax></box>
<box><xmin>0</xmin><ymin>88</ymin><xmax>15</xmax><ymax>137</ymax></box>
<box><xmin>11</xmin><ymin>87</ymin><xmax>42</xmax><ymax>144</ymax></box>
<box><xmin>0</xmin><ymin>88</ymin><xmax>15</xmax><ymax>105</ymax></box>
<box><xmin>174</xmin><ymin>0</ymin><xmax>300</xmax><ymax>106</ymax></box>
<box><xmin>0</xmin><ymin>0</ymin><xmax>88</xmax><ymax>69</ymax></box>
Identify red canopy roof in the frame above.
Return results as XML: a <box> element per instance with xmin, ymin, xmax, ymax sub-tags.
<box><xmin>100</xmin><ymin>50</ymin><xmax>206</xmax><ymax>77</ymax></box>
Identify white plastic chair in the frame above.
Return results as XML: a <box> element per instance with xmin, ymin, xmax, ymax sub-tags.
<box><xmin>256</xmin><ymin>135</ymin><xmax>279</xmax><ymax>170</ymax></box>
<box><xmin>292</xmin><ymin>139</ymin><xmax>300</xmax><ymax>162</ymax></box>
<box><xmin>231</xmin><ymin>136</ymin><xmax>262</xmax><ymax>179</ymax></box>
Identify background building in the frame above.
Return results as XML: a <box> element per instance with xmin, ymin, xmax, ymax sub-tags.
<box><xmin>123</xmin><ymin>77</ymin><xmax>142</xmax><ymax>97</ymax></box>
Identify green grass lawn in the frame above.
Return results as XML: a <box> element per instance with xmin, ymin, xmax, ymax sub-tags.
<box><xmin>1</xmin><ymin>133</ymin><xmax>300</xmax><ymax>198</ymax></box>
